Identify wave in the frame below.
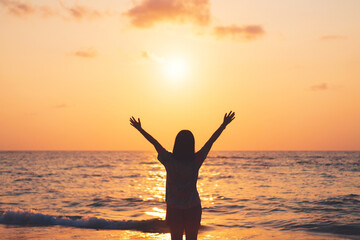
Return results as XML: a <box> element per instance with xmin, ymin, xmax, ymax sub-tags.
<box><xmin>258</xmin><ymin>218</ymin><xmax>360</xmax><ymax>236</ymax></box>
<box><xmin>0</xmin><ymin>209</ymin><xmax>168</xmax><ymax>233</ymax></box>
<box><xmin>210</xmin><ymin>155</ymin><xmax>276</xmax><ymax>160</ymax></box>
<box><xmin>291</xmin><ymin>194</ymin><xmax>360</xmax><ymax>214</ymax></box>
<box><xmin>286</xmin><ymin>222</ymin><xmax>360</xmax><ymax>236</ymax></box>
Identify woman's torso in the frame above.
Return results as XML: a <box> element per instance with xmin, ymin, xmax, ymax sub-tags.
<box><xmin>158</xmin><ymin>151</ymin><xmax>202</xmax><ymax>209</ymax></box>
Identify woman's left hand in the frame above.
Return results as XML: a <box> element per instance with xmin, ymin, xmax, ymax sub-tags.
<box><xmin>130</xmin><ymin>116</ymin><xmax>142</xmax><ymax>130</ymax></box>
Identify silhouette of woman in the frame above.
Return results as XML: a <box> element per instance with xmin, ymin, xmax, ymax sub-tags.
<box><xmin>130</xmin><ymin>111</ymin><xmax>235</xmax><ymax>240</ymax></box>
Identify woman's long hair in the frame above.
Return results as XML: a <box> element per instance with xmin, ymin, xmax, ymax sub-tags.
<box><xmin>173</xmin><ymin>130</ymin><xmax>195</xmax><ymax>161</ymax></box>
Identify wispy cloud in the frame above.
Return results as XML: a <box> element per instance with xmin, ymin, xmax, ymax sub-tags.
<box><xmin>0</xmin><ymin>0</ymin><xmax>35</xmax><ymax>17</ymax></box>
<box><xmin>58</xmin><ymin>1</ymin><xmax>104</xmax><ymax>21</ymax></box>
<box><xmin>38</xmin><ymin>5</ymin><xmax>58</xmax><ymax>18</ymax></box>
<box><xmin>73</xmin><ymin>48</ymin><xmax>97</xmax><ymax>58</ymax></box>
<box><xmin>1</xmin><ymin>0</ymin><xmax>110</xmax><ymax>20</ymax></box>
<box><xmin>308</xmin><ymin>83</ymin><xmax>328</xmax><ymax>91</ymax></box>
<box><xmin>214</xmin><ymin>24</ymin><xmax>265</xmax><ymax>41</ymax></box>
<box><xmin>53</xmin><ymin>103</ymin><xmax>71</xmax><ymax>109</ymax></box>
<box><xmin>124</xmin><ymin>0</ymin><xmax>211</xmax><ymax>28</ymax></box>
<box><xmin>141</xmin><ymin>50</ymin><xmax>165</xmax><ymax>63</ymax></box>
<box><xmin>319</xmin><ymin>35</ymin><xmax>347</xmax><ymax>41</ymax></box>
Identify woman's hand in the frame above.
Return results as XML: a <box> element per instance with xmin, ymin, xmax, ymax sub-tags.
<box><xmin>222</xmin><ymin>111</ymin><xmax>235</xmax><ymax>127</ymax></box>
<box><xmin>129</xmin><ymin>116</ymin><xmax>165</xmax><ymax>153</ymax></box>
<box><xmin>130</xmin><ymin>116</ymin><xmax>142</xmax><ymax>130</ymax></box>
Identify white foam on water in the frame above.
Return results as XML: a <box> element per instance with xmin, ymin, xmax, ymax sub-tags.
<box><xmin>0</xmin><ymin>209</ymin><xmax>167</xmax><ymax>232</ymax></box>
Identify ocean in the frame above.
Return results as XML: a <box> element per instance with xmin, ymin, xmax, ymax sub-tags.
<box><xmin>0</xmin><ymin>151</ymin><xmax>359</xmax><ymax>239</ymax></box>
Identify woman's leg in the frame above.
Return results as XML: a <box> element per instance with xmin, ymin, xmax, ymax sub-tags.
<box><xmin>169</xmin><ymin>223</ymin><xmax>184</xmax><ymax>240</ymax></box>
<box><xmin>167</xmin><ymin>205</ymin><xmax>185</xmax><ymax>240</ymax></box>
<box><xmin>184</xmin><ymin>224</ymin><xmax>199</xmax><ymax>240</ymax></box>
<box><xmin>184</xmin><ymin>206</ymin><xmax>202</xmax><ymax>240</ymax></box>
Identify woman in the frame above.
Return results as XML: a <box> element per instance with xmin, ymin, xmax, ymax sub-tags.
<box><xmin>130</xmin><ymin>111</ymin><xmax>235</xmax><ymax>240</ymax></box>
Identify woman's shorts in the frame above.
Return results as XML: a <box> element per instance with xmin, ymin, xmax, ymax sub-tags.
<box><xmin>166</xmin><ymin>205</ymin><xmax>202</xmax><ymax>227</ymax></box>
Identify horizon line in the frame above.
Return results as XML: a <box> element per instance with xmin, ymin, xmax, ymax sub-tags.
<box><xmin>0</xmin><ymin>150</ymin><xmax>359</xmax><ymax>152</ymax></box>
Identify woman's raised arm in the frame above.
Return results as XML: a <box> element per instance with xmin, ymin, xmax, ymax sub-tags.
<box><xmin>130</xmin><ymin>116</ymin><xmax>165</xmax><ymax>154</ymax></box>
<box><xmin>196</xmin><ymin>111</ymin><xmax>235</xmax><ymax>160</ymax></box>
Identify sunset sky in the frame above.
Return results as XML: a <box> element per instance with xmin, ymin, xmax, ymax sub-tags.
<box><xmin>1</xmin><ymin>0</ymin><xmax>360</xmax><ymax>151</ymax></box>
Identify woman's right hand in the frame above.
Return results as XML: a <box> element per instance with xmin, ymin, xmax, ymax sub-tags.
<box><xmin>222</xmin><ymin>111</ymin><xmax>235</xmax><ymax>127</ymax></box>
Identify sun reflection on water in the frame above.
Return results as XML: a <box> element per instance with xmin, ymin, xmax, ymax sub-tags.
<box><xmin>145</xmin><ymin>207</ymin><xmax>166</xmax><ymax>219</ymax></box>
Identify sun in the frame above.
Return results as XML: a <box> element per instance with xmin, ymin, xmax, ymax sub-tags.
<box><xmin>163</xmin><ymin>58</ymin><xmax>188</xmax><ymax>80</ymax></box>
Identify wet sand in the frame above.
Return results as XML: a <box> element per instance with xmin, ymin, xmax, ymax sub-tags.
<box><xmin>1</xmin><ymin>225</ymin><xmax>355</xmax><ymax>240</ymax></box>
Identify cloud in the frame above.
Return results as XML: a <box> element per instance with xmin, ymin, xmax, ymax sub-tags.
<box><xmin>124</xmin><ymin>0</ymin><xmax>266</xmax><ymax>44</ymax></box>
<box><xmin>124</xmin><ymin>0</ymin><xmax>211</xmax><ymax>28</ymax></box>
<box><xmin>141</xmin><ymin>51</ymin><xmax>150</xmax><ymax>59</ymax></box>
<box><xmin>0</xmin><ymin>0</ymin><xmax>35</xmax><ymax>16</ymax></box>
<box><xmin>58</xmin><ymin>1</ymin><xmax>104</xmax><ymax>21</ymax></box>
<box><xmin>1</xmin><ymin>0</ymin><xmax>109</xmax><ymax>20</ymax></box>
<box><xmin>141</xmin><ymin>50</ymin><xmax>165</xmax><ymax>63</ymax></box>
<box><xmin>73</xmin><ymin>48</ymin><xmax>97</xmax><ymax>58</ymax></box>
<box><xmin>214</xmin><ymin>24</ymin><xmax>265</xmax><ymax>41</ymax></box>
<box><xmin>38</xmin><ymin>5</ymin><xmax>58</xmax><ymax>18</ymax></box>
<box><xmin>309</xmin><ymin>83</ymin><xmax>328</xmax><ymax>91</ymax></box>
<box><xmin>53</xmin><ymin>103</ymin><xmax>71</xmax><ymax>109</ymax></box>
<box><xmin>319</xmin><ymin>35</ymin><xmax>347</xmax><ymax>41</ymax></box>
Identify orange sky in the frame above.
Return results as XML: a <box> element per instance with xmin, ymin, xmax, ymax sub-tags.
<box><xmin>1</xmin><ymin>0</ymin><xmax>360</xmax><ymax>151</ymax></box>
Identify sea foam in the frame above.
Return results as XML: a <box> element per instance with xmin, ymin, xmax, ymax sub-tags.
<box><xmin>0</xmin><ymin>209</ymin><xmax>168</xmax><ymax>233</ymax></box>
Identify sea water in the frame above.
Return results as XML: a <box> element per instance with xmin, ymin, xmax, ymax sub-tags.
<box><xmin>0</xmin><ymin>151</ymin><xmax>359</xmax><ymax>239</ymax></box>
